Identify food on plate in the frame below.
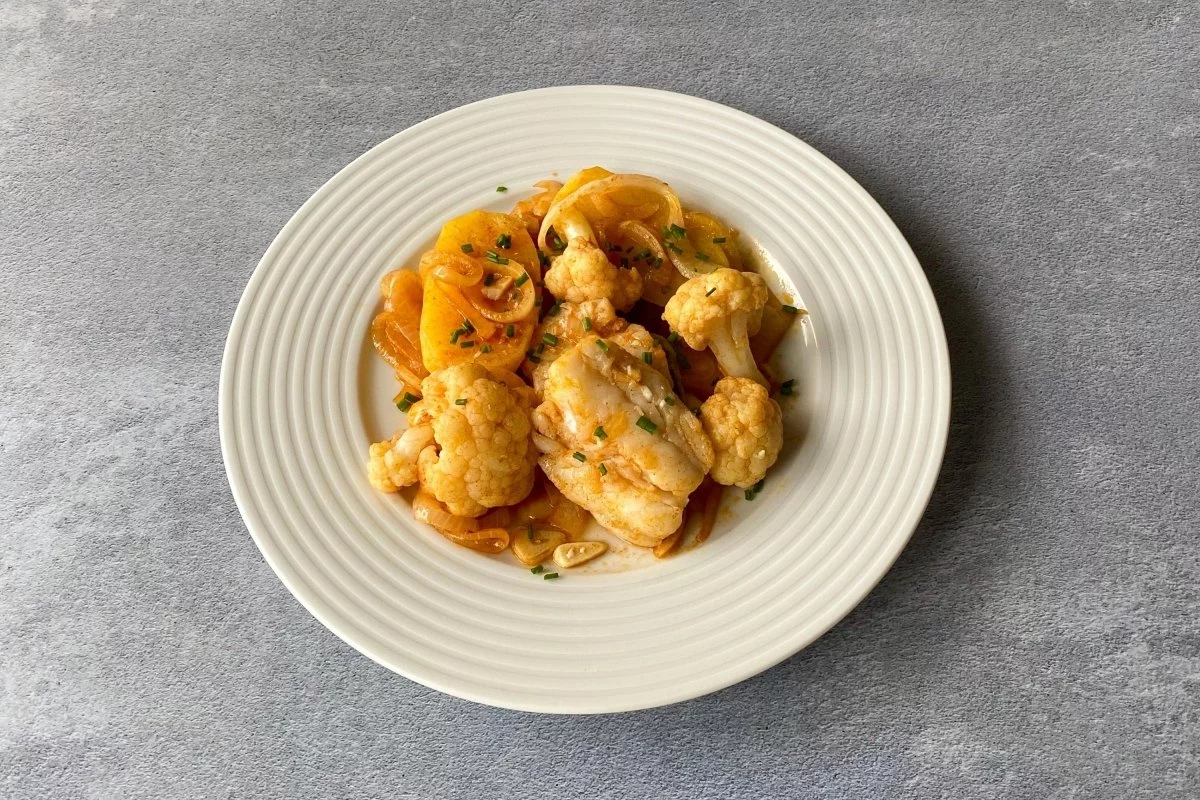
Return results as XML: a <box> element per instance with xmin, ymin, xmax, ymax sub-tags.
<box><xmin>366</xmin><ymin>167</ymin><xmax>803</xmax><ymax>571</ymax></box>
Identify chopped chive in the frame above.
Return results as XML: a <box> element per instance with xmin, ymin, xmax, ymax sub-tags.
<box><xmin>485</xmin><ymin>250</ymin><xmax>509</xmax><ymax>265</ymax></box>
<box><xmin>450</xmin><ymin>329</ymin><xmax>462</xmax><ymax>344</ymax></box>
<box><xmin>463</xmin><ymin>319</ymin><xmax>475</xmax><ymax>333</ymax></box>
<box><xmin>745</xmin><ymin>488</ymin><xmax>756</xmax><ymax>501</ymax></box>
<box><xmin>697</xmin><ymin>252</ymin><xmax>710</xmax><ymax>262</ymax></box>
<box><xmin>636</xmin><ymin>415</ymin><xmax>657</xmax><ymax>434</ymax></box>
<box><xmin>582</xmin><ymin>316</ymin><xmax>592</xmax><ymax>332</ymax></box>
<box><xmin>665</xmin><ymin>241</ymin><xmax>683</xmax><ymax>254</ymax></box>
<box><xmin>780</xmin><ymin>379</ymin><xmax>796</xmax><ymax>397</ymax></box>
<box><xmin>640</xmin><ymin>249</ymin><xmax>652</xmax><ymax>259</ymax></box>
<box><xmin>664</xmin><ymin>395</ymin><xmax>675</xmax><ymax>406</ymax></box>
<box><xmin>543</xmin><ymin>572</ymin><xmax>560</xmax><ymax>580</ymax></box>
<box><xmin>505</xmin><ymin>324</ymin><xmax>516</xmax><ymax>338</ymax></box>
<box><xmin>753</xmin><ymin>479</ymin><xmax>765</xmax><ymax>494</ymax></box>
<box><xmin>594</xmin><ymin>426</ymin><xmax>607</xmax><ymax>440</ymax></box>
<box><xmin>460</xmin><ymin>243</ymin><xmax>474</xmax><ymax>253</ymax></box>
<box><xmin>669</xmin><ymin>223</ymin><xmax>686</xmax><ymax>238</ymax></box>
<box><xmin>395</xmin><ymin>392</ymin><xmax>420</xmax><ymax>412</ymax></box>
<box><xmin>642</xmin><ymin>351</ymin><xmax>654</xmax><ymax>364</ymax></box>
<box><xmin>514</xmin><ymin>272</ymin><xmax>530</xmax><ymax>287</ymax></box>
<box><xmin>654</xmin><ymin>257</ymin><xmax>664</xmax><ymax>268</ymax></box>
<box><xmin>598</xmin><ymin>463</ymin><xmax>608</xmax><ymax>476</ymax></box>
<box><xmin>546</xmin><ymin>301</ymin><xmax>562</xmax><ymax>317</ymax></box>
<box><xmin>536</xmin><ymin>343</ymin><xmax>546</xmax><ymax>354</ymax></box>
<box><xmin>667</xmin><ymin>331</ymin><xmax>680</xmax><ymax>344</ymax></box>
<box><xmin>572</xmin><ymin>451</ymin><xmax>587</xmax><ymax>463</ymax></box>
<box><xmin>596</xmin><ymin>340</ymin><xmax>610</xmax><ymax>353</ymax></box>
<box><xmin>496</xmin><ymin>233</ymin><xmax>511</xmax><ymax>248</ymax></box>
<box><xmin>551</xmin><ymin>234</ymin><xmax>565</xmax><ymax>250</ymax></box>
<box><xmin>496</xmin><ymin>185</ymin><xmax>508</xmax><ymax>192</ymax></box>
<box><xmin>712</xmin><ymin>236</ymin><xmax>727</xmax><ymax>244</ymax></box>
<box><xmin>480</xmin><ymin>344</ymin><xmax>492</xmax><ymax>354</ymax></box>
<box><xmin>526</xmin><ymin>351</ymin><xmax>542</xmax><ymax>364</ymax></box>
<box><xmin>531</xmin><ymin>565</ymin><xmax>545</xmax><ymax>574</ymax></box>
<box><xmin>542</xmin><ymin>332</ymin><xmax>559</xmax><ymax>346</ymax></box>
<box><xmin>460</xmin><ymin>340</ymin><xmax>475</xmax><ymax>348</ymax></box>
<box><xmin>483</xmin><ymin>272</ymin><xmax>495</xmax><ymax>287</ymax></box>
<box><xmin>454</xmin><ymin>398</ymin><xmax>468</xmax><ymax>406</ymax></box>
<box><xmin>782</xmin><ymin>304</ymin><xmax>799</xmax><ymax>315</ymax></box>
<box><xmin>706</xmin><ymin>287</ymin><xmax>717</xmax><ymax>297</ymax></box>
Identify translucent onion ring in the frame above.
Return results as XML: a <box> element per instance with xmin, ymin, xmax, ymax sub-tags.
<box><xmin>538</xmin><ymin>173</ymin><xmax>684</xmax><ymax>250</ymax></box>
<box><xmin>420</xmin><ymin>250</ymin><xmax>483</xmax><ymax>286</ymax></box>
<box><xmin>413</xmin><ymin>489</ymin><xmax>479</xmax><ymax>533</ymax></box>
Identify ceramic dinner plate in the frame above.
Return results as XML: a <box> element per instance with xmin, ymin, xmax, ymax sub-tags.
<box><xmin>219</xmin><ymin>86</ymin><xmax>950</xmax><ymax>713</ymax></box>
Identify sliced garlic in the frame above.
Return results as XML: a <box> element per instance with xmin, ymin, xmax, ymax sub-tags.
<box><xmin>511</xmin><ymin>526</ymin><xmax>565</xmax><ymax>566</ymax></box>
<box><xmin>552</xmin><ymin>540</ymin><xmax>608</xmax><ymax>569</ymax></box>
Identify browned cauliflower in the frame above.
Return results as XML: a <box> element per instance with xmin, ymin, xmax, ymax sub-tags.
<box><xmin>662</xmin><ymin>267</ymin><xmax>769</xmax><ymax>386</ymax></box>
<box><xmin>367</xmin><ymin>363</ymin><xmax>537</xmax><ymax>517</ymax></box>
<box><xmin>367</xmin><ymin>424</ymin><xmax>434</xmax><ymax>492</ymax></box>
<box><xmin>544</xmin><ymin>225</ymin><xmax>643</xmax><ymax>311</ymax></box>
<box><xmin>699</xmin><ymin>377</ymin><xmax>783</xmax><ymax>488</ymax></box>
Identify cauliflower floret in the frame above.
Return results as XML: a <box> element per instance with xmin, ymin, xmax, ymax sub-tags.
<box><xmin>367</xmin><ymin>424</ymin><xmax>435</xmax><ymax>492</ymax></box>
<box><xmin>544</xmin><ymin>228</ymin><xmax>643</xmax><ymax>311</ymax></box>
<box><xmin>411</xmin><ymin>363</ymin><xmax>537</xmax><ymax>517</ymax></box>
<box><xmin>533</xmin><ymin>336</ymin><xmax>714</xmax><ymax>546</ymax></box>
<box><xmin>700</xmin><ymin>377</ymin><xmax>783</xmax><ymax>488</ymax></box>
<box><xmin>662</xmin><ymin>267</ymin><xmax>770</xmax><ymax>386</ymax></box>
<box><xmin>522</xmin><ymin>298</ymin><xmax>626</xmax><ymax>393</ymax></box>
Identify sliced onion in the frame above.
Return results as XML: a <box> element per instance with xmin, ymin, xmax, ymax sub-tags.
<box><xmin>693</xmin><ymin>480</ymin><xmax>722</xmax><ymax>546</ymax></box>
<box><xmin>477</xmin><ymin>506</ymin><xmax>514</xmax><ymax>530</ymax></box>
<box><xmin>380</xmin><ymin>268</ymin><xmax>424</xmax><ymax>309</ymax></box>
<box><xmin>652</xmin><ymin>525</ymin><xmax>683</xmax><ymax>558</ymax></box>
<box><xmin>544</xmin><ymin>481</ymin><xmax>590</xmax><ymax>538</ymax></box>
<box><xmin>371</xmin><ymin>311</ymin><xmax>428</xmax><ymax>391</ymax></box>
<box><xmin>419</xmin><ymin>251</ymin><xmax>484</xmax><ymax>287</ymax></box>
<box><xmin>538</xmin><ymin>174</ymin><xmax>684</xmax><ymax>250</ymax></box>
<box><xmin>412</xmin><ymin>490</ymin><xmax>479</xmax><ymax>533</ymax></box>
<box><xmin>512</xmin><ymin>481</ymin><xmax>555</xmax><ymax>523</ymax></box>
<box><xmin>440</xmin><ymin>527</ymin><xmax>510</xmax><ymax>554</ymax></box>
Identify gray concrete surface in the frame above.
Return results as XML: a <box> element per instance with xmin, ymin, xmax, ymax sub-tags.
<box><xmin>2</xmin><ymin>1</ymin><xmax>1197</xmax><ymax>797</ymax></box>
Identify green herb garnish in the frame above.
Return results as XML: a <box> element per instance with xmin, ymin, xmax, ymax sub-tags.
<box><xmin>496</xmin><ymin>185</ymin><xmax>508</xmax><ymax>192</ymax></box>
<box><xmin>782</xmin><ymin>304</ymin><xmax>799</xmax><ymax>315</ymax></box>
<box><xmin>460</xmin><ymin>243</ymin><xmax>474</xmax><ymax>253</ymax></box>
<box><xmin>454</xmin><ymin>398</ymin><xmax>468</xmax><ymax>406</ymax></box>
<box><xmin>712</xmin><ymin>236</ymin><xmax>726</xmax><ymax>244</ymax></box>
<box><xmin>483</xmin><ymin>272</ymin><xmax>495</xmax><ymax>287</ymax></box>
<box><xmin>496</xmin><ymin>233</ymin><xmax>511</xmax><ymax>248</ymax></box>
<box><xmin>480</xmin><ymin>344</ymin><xmax>492</xmax><ymax>354</ymax></box>
<box><xmin>543</xmin><ymin>333</ymin><xmax>559</xmax><ymax>347</ymax></box>
<box><xmin>642</xmin><ymin>352</ymin><xmax>653</xmax><ymax>364</ymax></box>
<box><xmin>546</xmin><ymin>301</ymin><xmax>562</xmax><ymax>317</ymax></box>
<box><xmin>485</xmin><ymin>250</ymin><xmax>509</xmax><ymax>265</ymax></box>
<box><xmin>531</xmin><ymin>565</ymin><xmax>545</xmax><ymax>574</ymax></box>
<box><xmin>595</xmin><ymin>340</ymin><xmax>610</xmax><ymax>353</ymax></box>
<box><xmin>706</xmin><ymin>287</ymin><xmax>716</xmax><ymax>297</ymax></box>
<box><xmin>460</xmin><ymin>340</ymin><xmax>475</xmax><ymax>348</ymax></box>
<box><xmin>514</xmin><ymin>272</ymin><xmax>529</xmax><ymax>287</ymax></box>
<box><xmin>572</xmin><ymin>451</ymin><xmax>586</xmax><ymax>463</ymax></box>
<box><xmin>395</xmin><ymin>392</ymin><xmax>420</xmax><ymax>412</ymax></box>
<box><xmin>636</xmin><ymin>415</ymin><xmax>657</xmax><ymax>434</ymax></box>
<box><xmin>543</xmin><ymin>572</ymin><xmax>560</xmax><ymax>580</ymax></box>
<box><xmin>505</xmin><ymin>324</ymin><xmax>516</xmax><ymax>338</ymax></box>
<box><xmin>582</xmin><ymin>316</ymin><xmax>592</xmax><ymax>332</ymax></box>
<box><xmin>594</xmin><ymin>426</ymin><xmax>607</xmax><ymax>440</ymax></box>
<box><xmin>598</xmin><ymin>463</ymin><xmax>608</xmax><ymax>476</ymax></box>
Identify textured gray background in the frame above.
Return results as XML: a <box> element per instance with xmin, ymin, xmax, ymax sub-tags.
<box><xmin>2</xmin><ymin>1</ymin><xmax>1197</xmax><ymax>798</ymax></box>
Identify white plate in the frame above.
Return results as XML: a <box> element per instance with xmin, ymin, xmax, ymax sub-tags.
<box><xmin>219</xmin><ymin>86</ymin><xmax>950</xmax><ymax>714</ymax></box>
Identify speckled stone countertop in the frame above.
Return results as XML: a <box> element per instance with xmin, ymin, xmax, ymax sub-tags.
<box><xmin>2</xmin><ymin>2</ymin><xmax>1197</xmax><ymax>797</ymax></box>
